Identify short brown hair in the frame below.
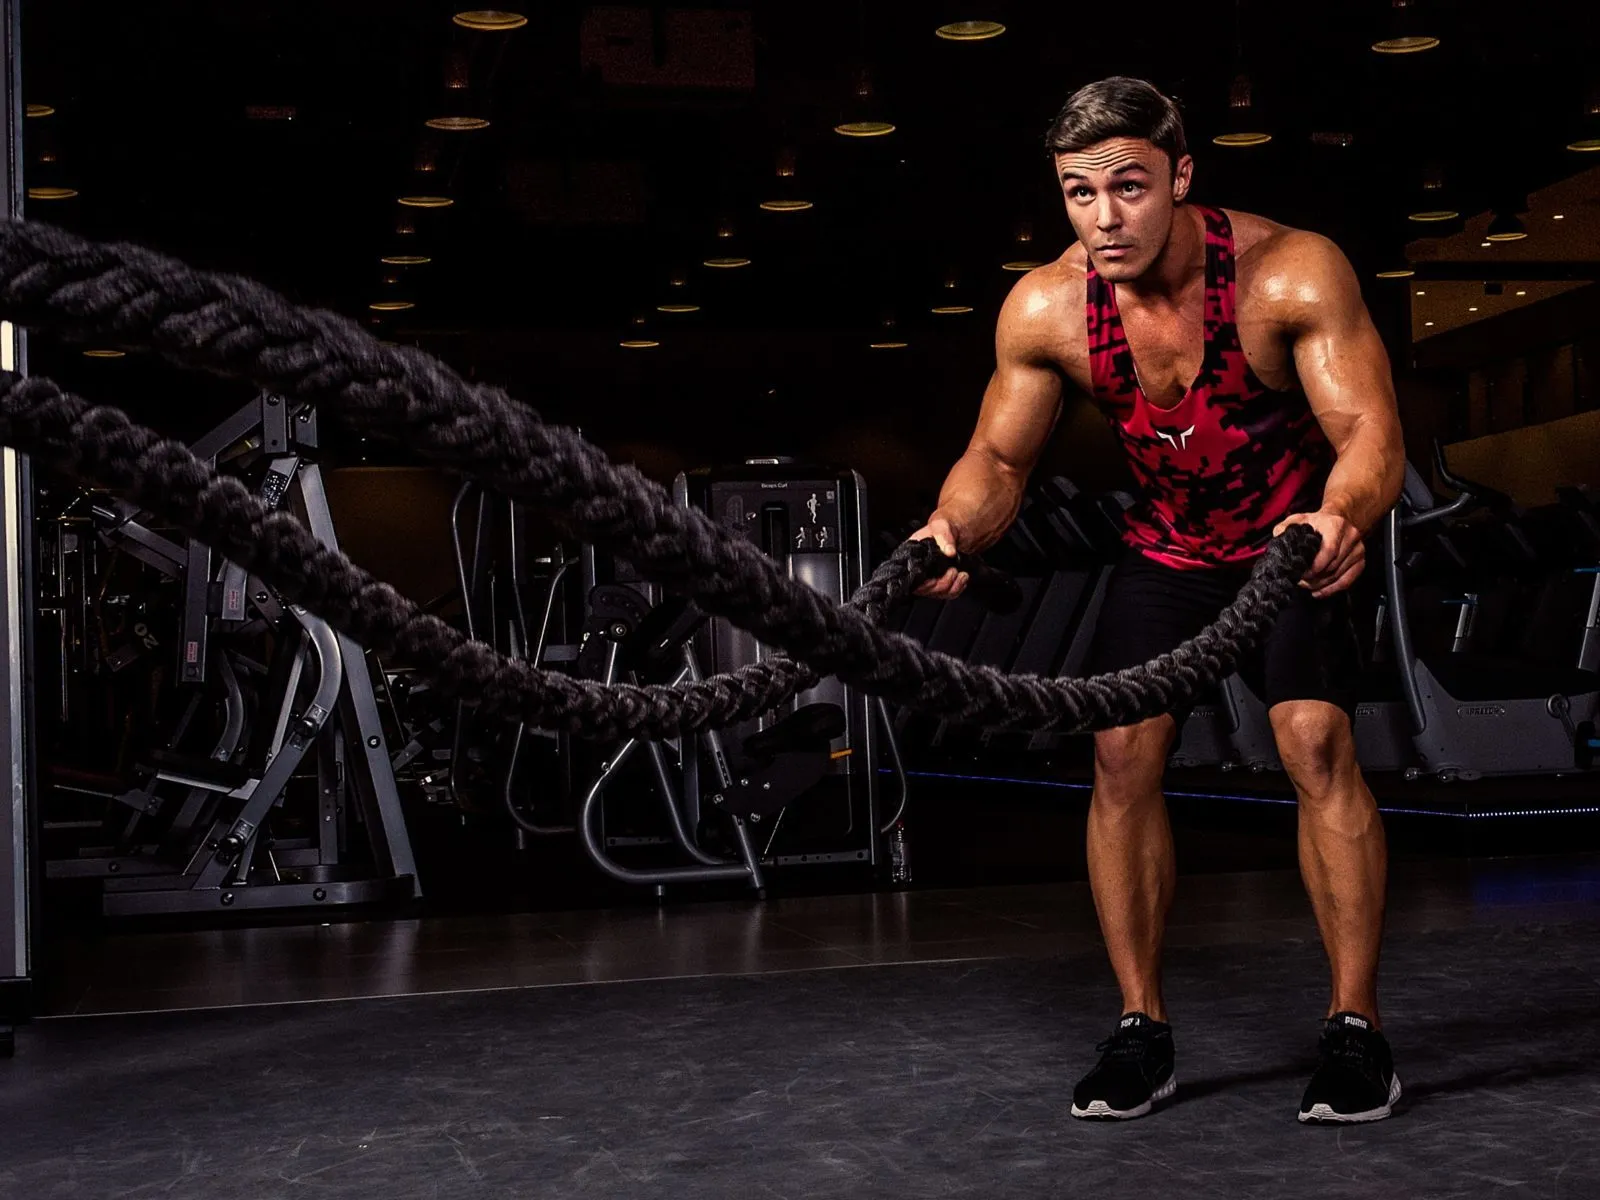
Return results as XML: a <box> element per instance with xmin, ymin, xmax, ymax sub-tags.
<box><xmin>1044</xmin><ymin>77</ymin><xmax>1187</xmax><ymax>174</ymax></box>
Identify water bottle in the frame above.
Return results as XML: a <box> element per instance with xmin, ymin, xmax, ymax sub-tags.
<box><xmin>889</xmin><ymin>819</ymin><xmax>911</xmax><ymax>886</ymax></box>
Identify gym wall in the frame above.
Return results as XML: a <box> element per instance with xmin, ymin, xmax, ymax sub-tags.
<box><xmin>1445</xmin><ymin>407</ymin><xmax>1600</xmax><ymax>507</ymax></box>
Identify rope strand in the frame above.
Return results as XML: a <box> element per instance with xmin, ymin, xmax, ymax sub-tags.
<box><xmin>0</xmin><ymin>219</ymin><xmax>1320</xmax><ymax>740</ymax></box>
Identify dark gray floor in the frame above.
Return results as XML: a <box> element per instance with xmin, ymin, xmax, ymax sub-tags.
<box><xmin>37</xmin><ymin>854</ymin><xmax>1600</xmax><ymax>1016</ymax></box>
<box><xmin>5</xmin><ymin>915</ymin><xmax>1600</xmax><ymax>1199</ymax></box>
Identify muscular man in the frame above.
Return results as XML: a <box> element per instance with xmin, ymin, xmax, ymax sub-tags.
<box><xmin>913</xmin><ymin>77</ymin><xmax>1406</xmax><ymax>1124</ymax></box>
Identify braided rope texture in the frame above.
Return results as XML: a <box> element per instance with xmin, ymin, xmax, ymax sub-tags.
<box><xmin>0</xmin><ymin>219</ymin><xmax>1320</xmax><ymax>740</ymax></box>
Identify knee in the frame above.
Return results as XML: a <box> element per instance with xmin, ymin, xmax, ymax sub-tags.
<box><xmin>1093</xmin><ymin>720</ymin><xmax>1172</xmax><ymax>807</ymax></box>
<box><xmin>1271</xmin><ymin>703</ymin><xmax>1355</xmax><ymax>800</ymax></box>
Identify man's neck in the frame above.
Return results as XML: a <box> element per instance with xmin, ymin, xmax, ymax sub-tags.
<box><xmin>1119</xmin><ymin>204</ymin><xmax>1204</xmax><ymax>304</ymax></box>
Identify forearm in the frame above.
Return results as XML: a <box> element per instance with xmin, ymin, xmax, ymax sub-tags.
<box><xmin>1319</xmin><ymin>420</ymin><xmax>1405</xmax><ymax>535</ymax></box>
<box><xmin>931</xmin><ymin>449</ymin><xmax>1028</xmax><ymax>553</ymax></box>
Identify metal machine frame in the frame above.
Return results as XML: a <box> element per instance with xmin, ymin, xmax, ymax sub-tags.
<box><xmin>1384</xmin><ymin>454</ymin><xmax>1600</xmax><ymax>781</ymax></box>
<box><xmin>0</xmin><ymin>0</ymin><xmax>38</xmax><ymax>1057</ymax></box>
<box><xmin>45</xmin><ymin>395</ymin><xmax>420</xmax><ymax>915</ymax></box>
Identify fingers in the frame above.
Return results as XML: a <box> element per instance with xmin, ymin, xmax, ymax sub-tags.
<box><xmin>1306</xmin><ymin>543</ymin><xmax>1365</xmax><ymax>594</ymax></box>
<box><xmin>913</xmin><ymin>569</ymin><xmax>968</xmax><ymax>599</ymax></box>
<box><xmin>909</xmin><ymin>517</ymin><xmax>958</xmax><ymax>558</ymax></box>
<box><xmin>1309</xmin><ymin>541</ymin><xmax>1340</xmax><ymax>580</ymax></box>
<box><xmin>909</xmin><ymin>516</ymin><xmax>963</xmax><ymax>599</ymax></box>
<box><xmin>1310</xmin><ymin>524</ymin><xmax>1353</xmax><ymax>579</ymax></box>
<box><xmin>1310</xmin><ymin>558</ymin><xmax>1365</xmax><ymax>598</ymax></box>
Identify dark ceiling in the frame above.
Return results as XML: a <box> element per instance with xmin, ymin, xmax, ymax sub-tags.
<box><xmin>15</xmin><ymin>0</ymin><xmax>1600</xmax><ymax>523</ymax></box>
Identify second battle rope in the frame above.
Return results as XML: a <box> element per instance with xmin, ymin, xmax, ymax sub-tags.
<box><xmin>0</xmin><ymin>219</ymin><xmax>1321</xmax><ymax>740</ymax></box>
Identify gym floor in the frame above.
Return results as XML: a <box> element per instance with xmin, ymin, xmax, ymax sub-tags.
<box><xmin>7</xmin><ymin>849</ymin><xmax>1600</xmax><ymax>1198</ymax></box>
<box><xmin>32</xmin><ymin>850</ymin><xmax>1600</xmax><ymax>1017</ymax></box>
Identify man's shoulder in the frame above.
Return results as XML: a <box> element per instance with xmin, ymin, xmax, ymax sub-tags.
<box><xmin>1229</xmin><ymin>210</ymin><xmax>1345</xmax><ymax>277</ymax></box>
<box><xmin>1227</xmin><ymin>210</ymin><xmax>1353</xmax><ymax>313</ymax></box>
<box><xmin>997</xmin><ymin>249</ymin><xmax>1089</xmax><ymax>359</ymax></box>
<box><xmin>1010</xmin><ymin>245</ymin><xmax>1090</xmax><ymax>305</ymax></box>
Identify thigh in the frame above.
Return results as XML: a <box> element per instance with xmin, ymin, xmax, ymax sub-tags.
<box><xmin>1084</xmin><ymin>554</ymin><xmax>1242</xmax><ymax>726</ymax></box>
<box><xmin>1238</xmin><ymin>587</ymin><xmax>1363</xmax><ymax>718</ymax></box>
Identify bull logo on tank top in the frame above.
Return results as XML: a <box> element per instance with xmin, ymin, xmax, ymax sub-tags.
<box><xmin>1085</xmin><ymin>206</ymin><xmax>1332</xmax><ymax>570</ymax></box>
<box><xmin>1152</xmin><ymin>423</ymin><xmax>1196</xmax><ymax>452</ymax></box>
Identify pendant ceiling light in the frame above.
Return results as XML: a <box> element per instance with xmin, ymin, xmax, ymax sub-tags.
<box><xmin>453</xmin><ymin>11</ymin><xmax>527</xmax><ymax>32</ymax></box>
<box><xmin>1372</xmin><ymin>0</ymin><xmax>1440</xmax><ymax>54</ymax></box>
<box><xmin>759</xmin><ymin>148</ymin><xmax>814</xmax><ymax>211</ymax></box>
<box><xmin>936</xmin><ymin>19</ymin><xmax>1005</xmax><ymax>41</ymax></box>
<box><xmin>835</xmin><ymin>66</ymin><xmax>895</xmax><ymax>137</ymax></box>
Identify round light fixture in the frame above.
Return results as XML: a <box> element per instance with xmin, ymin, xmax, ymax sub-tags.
<box><xmin>370</xmin><ymin>300</ymin><xmax>416</xmax><ymax>311</ymax></box>
<box><xmin>453</xmin><ymin>11</ymin><xmax>528</xmax><ymax>31</ymax></box>
<box><xmin>1002</xmin><ymin>260</ymin><xmax>1046</xmax><ymax>271</ymax></box>
<box><xmin>25</xmin><ymin>103</ymin><xmax>54</xmax><ymax>118</ymax></box>
<box><xmin>703</xmin><ymin>256</ymin><xmax>752</xmax><ymax>268</ymax></box>
<box><xmin>932</xmin><ymin>304</ymin><xmax>975</xmax><ymax>314</ymax></box>
<box><xmin>399</xmin><ymin>195</ymin><xmax>454</xmax><ymax>208</ymax></box>
<box><xmin>656</xmin><ymin>304</ymin><xmax>701</xmax><ymax>314</ymax></box>
<box><xmin>761</xmin><ymin>148</ymin><xmax>811</xmax><ymax>211</ymax></box>
<box><xmin>1213</xmin><ymin>131</ymin><xmax>1272</xmax><ymax>147</ymax></box>
<box><xmin>26</xmin><ymin>186</ymin><xmax>77</xmax><ymax>200</ymax></box>
<box><xmin>1408</xmin><ymin>209</ymin><xmax>1459</xmax><ymax>222</ymax></box>
<box><xmin>834</xmin><ymin>120</ymin><xmax>896</xmax><ymax>137</ymax></box>
<box><xmin>1486</xmin><ymin>212</ymin><xmax>1527</xmax><ymax>241</ymax></box>
<box><xmin>82</xmin><ymin>349</ymin><xmax>125</xmax><ymax>358</ymax></box>
<box><xmin>1376</xmin><ymin>269</ymin><xmax>1416</xmax><ymax>279</ymax></box>
<box><xmin>936</xmin><ymin>20</ymin><xmax>1005</xmax><ymax>40</ymax></box>
<box><xmin>1373</xmin><ymin>35</ymin><xmax>1440</xmax><ymax>53</ymax></box>
<box><xmin>870</xmin><ymin>340</ymin><xmax>908</xmax><ymax>349</ymax></box>
<box><xmin>835</xmin><ymin>67</ymin><xmax>894</xmax><ymax>138</ymax></box>
<box><xmin>1568</xmin><ymin>139</ymin><xmax>1600</xmax><ymax>153</ymax></box>
<box><xmin>1372</xmin><ymin>2</ymin><xmax>1441</xmax><ymax>55</ymax></box>
<box><xmin>1214</xmin><ymin>74</ymin><xmax>1271</xmax><ymax>147</ymax></box>
<box><xmin>381</xmin><ymin>255</ymin><xmax>433</xmax><ymax>265</ymax></box>
<box><xmin>620</xmin><ymin>339</ymin><xmax>660</xmax><ymax>349</ymax></box>
<box><xmin>426</xmin><ymin>116</ymin><xmax>490</xmax><ymax>131</ymax></box>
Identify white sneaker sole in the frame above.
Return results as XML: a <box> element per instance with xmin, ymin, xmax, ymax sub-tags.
<box><xmin>1071</xmin><ymin>1075</ymin><xmax>1177</xmax><ymax>1120</ymax></box>
<box><xmin>1299</xmin><ymin>1074</ymin><xmax>1403</xmax><ymax>1124</ymax></box>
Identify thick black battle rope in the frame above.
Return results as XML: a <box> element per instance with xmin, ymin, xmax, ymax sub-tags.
<box><xmin>0</xmin><ymin>219</ymin><xmax>1321</xmax><ymax>740</ymax></box>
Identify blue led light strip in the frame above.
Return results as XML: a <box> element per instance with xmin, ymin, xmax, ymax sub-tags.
<box><xmin>889</xmin><ymin>769</ymin><xmax>1599</xmax><ymax>820</ymax></box>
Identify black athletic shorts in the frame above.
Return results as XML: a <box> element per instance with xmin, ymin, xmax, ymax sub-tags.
<box><xmin>1082</xmin><ymin>549</ymin><xmax>1362</xmax><ymax>724</ymax></box>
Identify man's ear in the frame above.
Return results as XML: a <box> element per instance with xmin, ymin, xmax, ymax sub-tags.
<box><xmin>1171</xmin><ymin>154</ymin><xmax>1194</xmax><ymax>203</ymax></box>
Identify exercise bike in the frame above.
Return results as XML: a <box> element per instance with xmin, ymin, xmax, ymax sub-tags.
<box><xmin>1382</xmin><ymin>446</ymin><xmax>1600</xmax><ymax>781</ymax></box>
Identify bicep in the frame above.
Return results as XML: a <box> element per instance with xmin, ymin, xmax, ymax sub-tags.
<box><xmin>1288</xmin><ymin>243</ymin><xmax>1400</xmax><ymax>452</ymax></box>
<box><xmin>968</xmin><ymin>358</ymin><xmax>1064</xmax><ymax>476</ymax></box>
<box><xmin>967</xmin><ymin>281</ymin><xmax>1068</xmax><ymax>475</ymax></box>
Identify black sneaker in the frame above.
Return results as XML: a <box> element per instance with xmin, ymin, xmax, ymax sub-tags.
<box><xmin>1071</xmin><ymin>1012</ymin><xmax>1177</xmax><ymax>1120</ymax></box>
<box><xmin>1299</xmin><ymin>1012</ymin><xmax>1401</xmax><ymax>1124</ymax></box>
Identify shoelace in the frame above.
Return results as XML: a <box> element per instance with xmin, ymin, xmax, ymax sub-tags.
<box><xmin>1096</xmin><ymin>1031</ymin><xmax>1158</xmax><ymax>1062</ymax></box>
<box><xmin>1322</xmin><ymin>1028</ymin><xmax>1380</xmax><ymax>1076</ymax></box>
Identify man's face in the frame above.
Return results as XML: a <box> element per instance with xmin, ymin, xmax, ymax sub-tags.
<box><xmin>1054</xmin><ymin>138</ymin><xmax>1193</xmax><ymax>282</ymax></box>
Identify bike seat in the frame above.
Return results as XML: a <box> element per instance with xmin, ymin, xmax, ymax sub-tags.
<box><xmin>741</xmin><ymin>702</ymin><xmax>846</xmax><ymax>760</ymax></box>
